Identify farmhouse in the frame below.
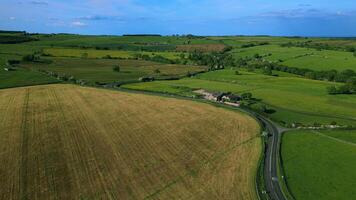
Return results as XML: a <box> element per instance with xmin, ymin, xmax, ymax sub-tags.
<box><xmin>194</xmin><ymin>90</ymin><xmax>242</xmax><ymax>104</ymax></box>
<box><xmin>218</xmin><ymin>92</ymin><xmax>241</xmax><ymax>103</ymax></box>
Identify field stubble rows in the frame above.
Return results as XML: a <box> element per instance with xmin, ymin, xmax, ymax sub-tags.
<box><xmin>0</xmin><ymin>84</ymin><xmax>261</xmax><ymax>200</ymax></box>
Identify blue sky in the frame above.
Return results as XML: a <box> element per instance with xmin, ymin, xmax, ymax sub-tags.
<box><xmin>1</xmin><ymin>0</ymin><xmax>356</xmax><ymax>36</ymax></box>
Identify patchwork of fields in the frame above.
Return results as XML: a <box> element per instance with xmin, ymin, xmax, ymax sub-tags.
<box><xmin>234</xmin><ymin>45</ymin><xmax>356</xmax><ymax>71</ymax></box>
<box><xmin>1</xmin><ymin>32</ymin><xmax>356</xmax><ymax>200</ymax></box>
<box><xmin>20</xmin><ymin>57</ymin><xmax>207</xmax><ymax>84</ymax></box>
<box><xmin>0</xmin><ymin>84</ymin><xmax>261</xmax><ymax>199</ymax></box>
<box><xmin>123</xmin><ymin>69</ymin><xmax>356</xmax><ymax>126</ymax></box>
<box><xmin>43</xmin><ymin>48</ymin><xmax>183</xmax><ymax>60</ymax></box>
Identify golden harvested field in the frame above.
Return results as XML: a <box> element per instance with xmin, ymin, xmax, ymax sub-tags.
<box><xmin>0</xmin><ymin>84</ymin><xmax>261</xmax><ymax>200</ymax></box>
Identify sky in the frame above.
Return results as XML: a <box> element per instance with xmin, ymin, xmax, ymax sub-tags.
<box><xmin>1</xmin><ymin>0</ymin><xmax>356</xmax><ymax>36</ymax></box>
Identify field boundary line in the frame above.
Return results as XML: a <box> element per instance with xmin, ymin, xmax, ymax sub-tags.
<box><xmin>19</xmin><ymin>88</ymin><xmax>30</xmax><ymax>200</ymax></box>
<box><xmin>312</xmin><ymin>131</ymin><xmax>356</xmax><ymax>147</ymax></box>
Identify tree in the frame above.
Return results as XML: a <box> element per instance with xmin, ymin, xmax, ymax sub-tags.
<box><xmin>254</xmin><ymin>103</ymin><xmax>267</xmax><ymax>113</ymax></box>
<box><xmin>235</xmin><ymin>70</ymin><xmax>240</xmax><ymax>75</ymax></box>
<box><xmin>241</xmin><ymin>92</ymin><xmax>252</xmax><ymax>100</ymax></box>
<box><xmin>113</xmin><ymin>65</ymin><xmax>120</xmax><ymax>72</ymax></box>
<box><xmin>103</xmin><ymin>55</ymin><xmax>113</xmax><ymax>59</ymax></box>
<box><xmin>262</xmin><ymin>67</ymin><xmax>273</xmax><ymax>76</ymax></box>
<box><xmin>22</xmin><ymin>54</ymin><xmax>39</xmax><ymax>62</ymax></box>
<box><xmin>327</xmin><ymin>86</ymin><xmax>339</xmax><ymax>95</ymax></box>
<box><xmin>154</xmin><ymin>69</ymin><xmax>161</xmax><ymax>74</ymax></box>
<box><xmin>253</xmin><ymin>53</ymin><xmax>261</xmax><ymax>59</ymax></box>
<box><xmin>7</xmin><ymin>59</ymin><xmax>20</xmax><ymax>66</ymax></box>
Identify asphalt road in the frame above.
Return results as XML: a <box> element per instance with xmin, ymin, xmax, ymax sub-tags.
<box><xmin>257</xmin><ymin>115</ymin><xmax>287</xmax><ymax>200</ymax></box>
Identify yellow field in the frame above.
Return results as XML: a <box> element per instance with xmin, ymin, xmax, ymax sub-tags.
<box><xmin>0</xmin><ymin>84</ymin><xmax>261</xmax><ymax>200</ymax></box>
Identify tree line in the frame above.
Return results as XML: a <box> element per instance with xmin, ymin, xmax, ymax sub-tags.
<box><xmin>281</xmin><ymin>41</ymin><xmax>356</xmax><ymax>52</ymax></box>
<box><xmin>236</xmin><ymin>56</ymin><xmax>356</xmax><ymax>95</ymax></box>
<box><xmin>188</xmin><ymin>49</ymin><xmax>235</xmax><ymax>70</ymax></box>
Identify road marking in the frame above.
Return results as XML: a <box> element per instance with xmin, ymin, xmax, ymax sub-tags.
<box><xmin>269</xmin><ymin>129</ymin><xmax>274</xmax><ymax>172</ymax></box>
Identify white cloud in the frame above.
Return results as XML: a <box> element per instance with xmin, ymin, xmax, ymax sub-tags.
<box><xmin>9</xmin><ymin>17</ymin><xmax>16</xmax><ymax>20</ymax></box>
<box><xmin>29</xmin><ymin>1</ymin><xmax>49</xmax><ymax>6</ymax></box>
<box><xmin>71</xmin><ymin>21</ymin><xmax>87</xmax><ymax>27</ymax></box>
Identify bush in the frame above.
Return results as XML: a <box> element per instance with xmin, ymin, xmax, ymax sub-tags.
<box><xmin>22</xmin><ymin>54</ymin><xmax>37</xmax><ymax>62</ymax></box>
<box><xmin>7</xmin><ymin>59</ymin><xmax>20</xmax><ymax>65</ymax></box>
<box><xmin>103</xmin><ymin>55</ymin><xmax>113</xmax><ymax>59</ymax></box>
<box><xmin>241</xmin><ymin>92</ymin><xmax>252</xmax><ymax>100</ymax></box>
<box><xmin>327</xmin><ymin>86</ymin><xmax>339</xmax><ymax>95</ymax></box>
<box><xmin>113</xmin><ymin>65</ymin><xmax>120</xmax><ymax>72</ymax></box>
<box><xmin>154</xmin><ymin>69</ymin><xmax>161</xmax><ymax>74</ymax></box>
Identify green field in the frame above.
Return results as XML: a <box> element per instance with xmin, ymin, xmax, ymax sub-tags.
<box><xmin>123</xmin><ymin>69</ymin><xmax>356</xmax><ymax>126</ymax></box>
<box><xmin>0</xmin><ymin>68</ymin><xmax>59</xmax><ymax>89</ymax></box>
<box><xmin>282</xmin><ymin>130</ymin><xmax>356</xmax><ymax>200</ymax></box>
<box><xmin>43</xmin><ymin>48</ymin><xmax>183</xmax><ymax>60</ymax></box>
<box><xmin>234</xmin><ymin>45</ymin><xmax>356</xmax><ymax>71</ymax></box>
<box><xmin>1</xmin><ymin>32</ymin><xmax>356</xmax><ymax>199</ymax></box>
<box><xmin>20</xmin><ymin>57</ymin><xmax>206</xmax><ymax>84</ymax></box>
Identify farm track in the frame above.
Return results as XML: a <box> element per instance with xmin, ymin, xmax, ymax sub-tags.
<box><xmin>312</xmin><ymin>131</ymin><xmax>356</xmax><ymax>147</ymax></box>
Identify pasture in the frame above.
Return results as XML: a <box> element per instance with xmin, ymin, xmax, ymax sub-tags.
<box><xmin>21</xmin><ymin>57</ymin><xmax>207</xmax><ymax>84</ymax></box>
<box><xmin>0</xmin><ymin>84</ymin><xmax>261</xmax><ymax>199</ymax></box>
<box><xmin>123</xmin><ymin>69</ymin><xmax>356</xmax><ymax>126</ymax></box>
<box><xmin>43</xmin><ymin>48</ymin><xmax>183</xmax><ymax>60</ymax></box>
<box><xmin>0</xmin><ymin>68</ymin><xmax>59</xmax><ymax>89</ymax></box>
<box><xmin>281</xmin><ymin>130</ymin><xmax>356</xmax><ymax>200</ymax></box>
<box><xmin>234</xmin><ymin>45</ymin><xmax>356</xmax><ymax>71</ymax></box>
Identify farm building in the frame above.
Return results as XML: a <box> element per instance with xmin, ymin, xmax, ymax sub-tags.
<box><xmin>217</xmin><ymin>92</ymin><xmax>241</xmax><ymax>103</ymax></box>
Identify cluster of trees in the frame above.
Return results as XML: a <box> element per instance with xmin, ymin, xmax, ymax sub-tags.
<box><xmin>281</xmin><ymin>41</ymin><xmax>356</xmax><ymax>52</ymax></box>
<box><xmin>37</xmin><ymin>69</ymin><xmax>85</xmax><ymax>84</ymax></box>
<box><xmin>7</xmin><ymin>59</ymin><xmax>20</xmax><ymax>66</ymax></box>
<box><xmin>239</xmin><ymin>56</ymin><xmax>356</xmax><ymax>95</ymax></box>
<box><xmin>68</xmin><ymin>43</ymin><xmax>176</xmax><ymax>52</ymax></box>
<box><xmin>241</xmin><ymin>42</ymin><xmax>269</xmax><ymax>48</ymax></box>
<box><xmin>327</xmin><ymin>78</ymin><xmax>356</xmax><ymax>95</ymax></box>
<box><xmin>122</xmin><ymin>34</ymin><xmax>162</xmax><ymax>37</ymax></box>
<box><xmin>22</xmin><ymin>54</ymin><xmax>40</xmax><ymax>62</ymax></box>
<box><xmin>188</xmin><ymin>51</ymin><xmax>235</xmax><ymax>70</ymax></box>
<box><xmin>22</xmin><ymin>54</ymin><xmax>53</xmax><ymax>64</ymax></box>
<box><xmin>133</xmin><ymin>54</ymin><xmax>175</xmax><ymax>64</ymax></box>
<box><xmin>241</xmin><ymin>57</ymin><xmax>356</xmax><ymax>83</ymax></box>
<box><xmin>0</xmin><ymin>34</ymin><xmax>38</xmax><ymax>44</ymax></box>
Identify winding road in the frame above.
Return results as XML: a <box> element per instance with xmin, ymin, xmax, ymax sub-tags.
<box><xmin>257</xmin><ymin>114</ymin><xmax>288</xmax><ymax>200</ymax></box>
